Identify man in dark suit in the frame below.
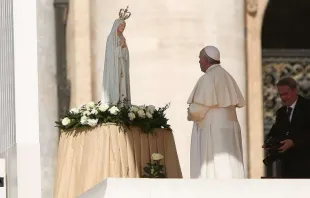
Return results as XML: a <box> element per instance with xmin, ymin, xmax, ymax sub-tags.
<box><xmin>263</xmin><ymin>77</ymin><xmax>310</xmax><ymax>178</ymax></box>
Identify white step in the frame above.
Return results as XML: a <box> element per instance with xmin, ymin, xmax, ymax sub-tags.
<box><xmin>78</xmin><ymin>178</ymin><xmax>310</xmax><ymax>198</ymax></box>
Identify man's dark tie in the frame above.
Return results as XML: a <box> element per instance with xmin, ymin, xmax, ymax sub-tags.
<box><xmin>287</xmin><ymin>106</ymin><xmax>293</xmax><ymax>120</ymax></box>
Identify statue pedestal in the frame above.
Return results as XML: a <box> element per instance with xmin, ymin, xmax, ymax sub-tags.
<box><xmin>54</xmin><ymin>124</ymin><xmax>182</xmax><ymax>198</ymax></box>
<box><xmin>78</xmin><ymin>178</ymin><xmax>310</xmax><ymax>198</ymax></box>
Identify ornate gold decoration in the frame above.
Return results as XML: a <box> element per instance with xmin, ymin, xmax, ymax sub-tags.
<box><xmin>119</xmin><ymin>6</ymin><xmax>131</xmax><ymax>20</ymax></box>
<box><xmin>246</xmin><ymin>0</ymin><xmax>258</xmax><ymax>16</ymax></box>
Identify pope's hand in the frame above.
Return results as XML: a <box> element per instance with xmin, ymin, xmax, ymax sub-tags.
<box><xmin>278</xmin><ymin>139</ymin><xmax>294</xmax><ymax>153</ymax></box>
<box><xmin>187</xmin><ymin>108</ymin><xmax>191</xmax><ymax>121</ymax></box>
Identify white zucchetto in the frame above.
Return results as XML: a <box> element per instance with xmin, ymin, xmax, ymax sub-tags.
<box><xmin>204</xmin><ymin>46</ymin><xmax>220</xmax><ymax>61</ymax></box>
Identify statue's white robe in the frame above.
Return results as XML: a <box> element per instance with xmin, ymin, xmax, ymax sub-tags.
<box><xmin>187</xmin><ymin>64</ymin><xmax>245</xmax><ymax>179</ymax></box>
<box><xmin>101</xmin><ymin>19</ymin><xmax>131</xmax><ymax>105</ymax></box>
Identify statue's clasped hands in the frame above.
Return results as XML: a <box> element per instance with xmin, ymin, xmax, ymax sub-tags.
<box><xmin>120</xmin><ymin>38</ymin><xmax>127</xmax><ymax>48</ymax></box>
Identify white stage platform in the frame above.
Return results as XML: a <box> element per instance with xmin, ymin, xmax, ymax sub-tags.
<box><xmin>78</xmin><ymin>178</ymin><xmax>310</xmax><ymax>198</ymax></box>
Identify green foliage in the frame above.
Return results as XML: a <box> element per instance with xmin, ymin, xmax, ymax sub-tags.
<box><xmin>142</xmin><ymin>161</ymin><xmax>166</xmax><ymax>178</ymax></box>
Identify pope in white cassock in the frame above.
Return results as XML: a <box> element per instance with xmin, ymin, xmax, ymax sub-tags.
<box><xmin>187</xmin><ymin>46</ymin><xmax>246</xmax><ymax>179</ymax></box>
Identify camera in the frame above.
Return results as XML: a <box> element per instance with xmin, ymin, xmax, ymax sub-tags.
<box><xmin>263</xmin><ymin>136</ymin><xmax>284</xmax><ymax>166</ymax></box>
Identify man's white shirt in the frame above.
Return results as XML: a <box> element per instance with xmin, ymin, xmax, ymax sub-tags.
<box><xmin>288</xmin><ymin>98</ymin><xmax>297</xmax><ymax>122</ymax></box>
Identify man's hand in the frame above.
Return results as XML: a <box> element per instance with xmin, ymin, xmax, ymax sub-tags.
<box><xmin>278</xmin><ymin>139</ymin><xmax>294</xmax><ymax>153</ymax></box>
<box><xmin>262</xmin><ymin>145</ymin><xmax>271</xmax><ymax>150</ymax></box>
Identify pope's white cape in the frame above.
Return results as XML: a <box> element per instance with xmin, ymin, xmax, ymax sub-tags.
<box><xmin>187</xmin><ymin>64</ymin><xmax>246</xmax><ymax>179</ymax></box>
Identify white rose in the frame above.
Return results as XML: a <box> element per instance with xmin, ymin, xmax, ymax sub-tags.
<box><xmin>146</xmin><ymin>112</ymin><xmax>153</xmax><ymax>119</ymax></box>
<box><xmin>128</xmin><ymin>112</ymin><xmax>136</xmax><ymax>121</ymax></box>
<box><xmin>87</xmin><ymin>119</ymin><xmax>98</xmax><ymax>127</ymax></box>
<box><xmin>83</xmin><ymin>111</ymin><xmax>91</xmax><ymax>116</ymax></box>
<box><xmin>69</xmin><ymin>108</ymin><xmax>79</xmax><ymax>114</ymax></box>
<box><xmin>129</xmin><ymin>105</ymin><xmax>139</xmax><ymax>113</ymax></box>
<box><xmin>91</xmin><ymin>109</ymin><xmax>98</xmax><ymax>115</ymax></box>
<box><xmin>80</xmin><ymin>116</ymin><xmax>88</xmax><ymax>125</ymax></box>
<box><xmin>86</xmin><ymin>101</ymin><xmax>95</xmax><ymax>109</ymax></box>
<box><xmin>151</xmin><ymin>153</ymin><xmax>164</xmax><ymax>161</ymax></box>
<box><xmin>98</xmin><ymin>104</ymin><xmax>109</xmax><ymax>112</ymax></box>
<box><xmin>137</xmin><ymin>109</ymin><xmax>146</xmax><ymax>118</ymax></box>
<box><xmin>109</xmin><ymin>106</ymin><xmax>120</xmax><ymax>115</ymax></box>
<box><xmin>62</xmin><ymin>117</ymin><xmax>71</xmax><ymax>126</ymax></box>
<box><xmin>139</xmin><ymin>105</ymin><xmax>146</xmax><ymax>110</ymax></box>
<box><xmin>147</xmin><ymin>105</ymin><xmax>156</xmax><ymax>114</ymax></box>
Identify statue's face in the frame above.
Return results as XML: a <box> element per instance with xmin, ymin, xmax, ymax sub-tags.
<box><xmin>117</xmin><ymin>22</ymin><xmax>126</xmax><ymax>33</ymax></box>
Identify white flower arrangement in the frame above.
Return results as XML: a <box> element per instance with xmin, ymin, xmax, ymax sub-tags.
<box><xmin>143</xmin><ymin>153</ymin><xmax>166</xmax><ymax>178</ymax></box>
<box><xmin>151</xmin><ymin>153</ymin><xmax>164</xmax><ymax>161</ymax></box>
<box><xmin>61</xmin><ymin>117</ymin><xmax>71</xmax><ymax>126</ymax></box>
<box><xmin>55</xmin><ymin>101</ymin><xmax>171</xmax><ymax>134</ymax></box>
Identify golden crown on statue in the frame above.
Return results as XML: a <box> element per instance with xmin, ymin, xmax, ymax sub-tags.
<box><xmin>119</xmin><ymin>6</ymin><xmax>131</xmax><ymax>20</ymax></box>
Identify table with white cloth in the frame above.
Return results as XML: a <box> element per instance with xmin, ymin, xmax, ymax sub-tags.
<box><xmin>53</xmin><ymin>124</ymin><xmax>182</xmax><ymax>198</ymax></box>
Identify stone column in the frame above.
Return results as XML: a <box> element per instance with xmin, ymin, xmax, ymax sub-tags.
<box><xmin>92</xmin><ymin>0</ymin><xmax>248</xmax><ymax>178</ymax></box>
<box><xmin>0</xmin><ymin>0</ymin><xmax>17</xmax><ymax>196</ymax></box>
<box><xmin>0</xmin><ymin>0</ymin><xmax>59</xmax><ymax>197</ymax></box>
<box><xmin>13</xmin><ymin>0</ymin><xmax>43</xmax><ymax>197</ymax></box>
<box><xmin>37</xmin><ymin>0</ymin><xmax>59</xmax><ymax>197</ymax></box>
<box><xmin>245</xmin><ymin>0</ymin><xmax>268</xmax><ymax>178</ymax></box>
<box><xmin>66</xmin><ymin>0</ymin><xmax>93</xmax><ymax>107</ymax></box>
